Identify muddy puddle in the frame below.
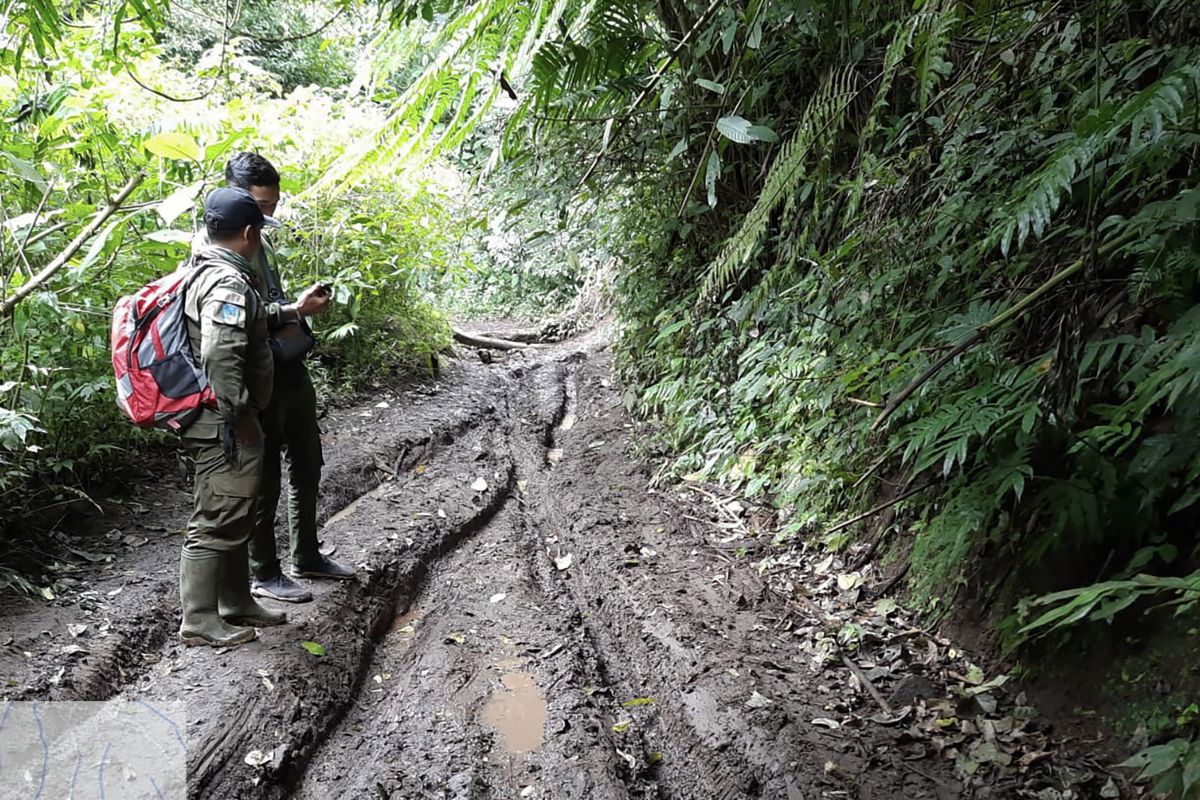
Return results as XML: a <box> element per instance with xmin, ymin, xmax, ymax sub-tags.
<box><xmin>481</xmin><ymin>666</ymin><xmax>546</xmax><ymax>753</ymax></box>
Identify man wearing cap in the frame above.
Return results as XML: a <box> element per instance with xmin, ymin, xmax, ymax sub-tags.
<box><xmin>215</xmin><ymin>152</ymin><xmax>355</xmax><ymax>605</ymax></box>
<box><xmin>177</xmin><ymin>187</ymin><xmax>285</xmax><ymax>647</ymax></box>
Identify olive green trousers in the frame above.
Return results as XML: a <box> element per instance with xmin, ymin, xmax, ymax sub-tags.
<box><xmin>248</xmin><ymin>364</ymin><xmax>325</xmax><ymax>578</ymax></box>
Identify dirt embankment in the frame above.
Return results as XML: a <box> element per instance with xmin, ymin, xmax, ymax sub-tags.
<box><xmin>0</xmin><ymin>328</ymin><xmax>1128</xmax><ymax>799</ymax></box>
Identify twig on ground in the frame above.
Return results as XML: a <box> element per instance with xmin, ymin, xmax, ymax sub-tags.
<box><xmin>850</xmin><ymin>508</ymin><xmax>896</xmax><ymax>570</ymax></box>
<box><xmin>871</xmin><ymin>562</ymin><xmax>911</xmax><ymax>597</ymax></box>
<box><xmin>841</xmin><ymin>653</ymin><xmax>893</xmax><ymax>714</ymax></box>
<box><xmin>900</xmin><ymin>760</ymin><xmax>951</xmax><ymax>787</ymax></box>
<box><xmin>852</xmin><ymin>453</ymin><xmax>891</xmax><ymax>488</ymax></box>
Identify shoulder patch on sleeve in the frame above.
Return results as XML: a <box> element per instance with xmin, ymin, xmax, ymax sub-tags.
<box><xmin>206</xmin><ymin>299</ymin><xmax>247</xmax><ymax>328</ymax></box>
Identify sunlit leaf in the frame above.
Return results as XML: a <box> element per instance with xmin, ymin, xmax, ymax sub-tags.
<box><xmin>143</xmin><ymin>132</ymin><xmax>201</xmax><ymax>161</ymax></box>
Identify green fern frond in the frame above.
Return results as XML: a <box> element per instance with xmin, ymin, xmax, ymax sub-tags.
<box><xmin>695</xmin><ymin>67</ymin><xmax>861</xmax><ymax>304</ymax></box>
<box><xmin>309</xmin><ymin>0</ymin><xmax>578</xmax><ymax>195</ymax></box>
<box><xmin>309</xmin><ymin>0</ymin><xmax>502</xmax><ymax>193</ymax></box>
<box><xmin>990</xmin><ymin>62</ymin><xmax>1200</xmax><ymax>255</ymax></box>
<box><xmin>914</xmin><ymin>0</ymin><xmax>958</xmax><ymax>113</ymax></box>
<box><xmin>858</xmin><ymin>18</ymin><xmax>919</xmax><ymax>147</ymax></box>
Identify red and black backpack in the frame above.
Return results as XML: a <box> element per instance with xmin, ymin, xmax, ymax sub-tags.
<box><xmin>110</xmin><ymin>260</ymin><xmax>220</xmax><ymax>432</ymax></box>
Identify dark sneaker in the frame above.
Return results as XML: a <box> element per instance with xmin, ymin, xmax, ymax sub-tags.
<box><xmin>251</xmin><ymin>574</ymin><xmax>314</xmax><ymax>603</ymax></box>
<box><xmin>290</xmin><ymin>555</ymin><xmax>356</xmax><ymax>581</ymax></box>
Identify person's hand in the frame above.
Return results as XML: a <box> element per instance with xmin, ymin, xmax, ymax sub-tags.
<box><xmin>295</xmin><ymin>283</ymin><xmax>332</xmax><ymax>317</ymax></box>
<box><xmin>232</xmin><ymin>418</ymin><xmax>262</xmax><ymax>447</ymax></box>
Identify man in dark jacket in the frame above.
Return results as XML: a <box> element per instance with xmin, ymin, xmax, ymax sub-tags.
<box><xmin>219</xmin><ymin>152</ymin><xmax>355</xmax><ymax>602</ymax></box>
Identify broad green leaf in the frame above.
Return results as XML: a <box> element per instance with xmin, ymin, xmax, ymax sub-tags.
<box><xmin>716</xmin><ymin>116</ymin><xmax>780</xmax><ymax>145</ymax></box>
<box><xmin>716</xmin><ymin>116</ymin><xmax>754</xmax><ymax>144</ymax></box>
<box><xmin>695</xmin><ymin>78</ymin><xmax>725</xmax><ymax>95</ymax></box>
<box><xmin>77</xmin><ymin>216</ymin><xmax>127</xmax><ymax>273</ymax></box>
<box><xmin>143</xmin><ymin>132</ymin><xmax>201</xmax><ymax>161</ymax></box>
<box><xmin>301</xmin><ymin>640</ymin><xmax>326</xmax><ymax>656</ymax></box>
<box><xmin>747</xmin><ymin>19</ymin><xmax>763</xmax><ymax>49</ymax></box>
<box><xmin>1182</xmin><ymin>744</ymin><xmax>1200</xmax><ymax>796</ymax></box>
<box><xmin>746</xmin><ymin>124</ymin><xmax>779</xmax><ymax>143</ymax></box>
<box><xmin>2</xmin><ymin>152</ymin><xmax>46</xmax><ymax>188</ymax></box>
<box><xmin>1130</xmin><ymin>740</ymin><xmax>1189</xmax><ymax>780</ymax></box>
<box><xmin>720</xmin><ymin>21</ymin><xmax>737</xmax><ymax>54</ymax></box>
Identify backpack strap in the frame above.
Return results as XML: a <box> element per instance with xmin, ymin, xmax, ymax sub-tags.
<box><xmin>181</xmin><ymin>254</ymin><xmax>248</xmax><ymax>322</ymax></box>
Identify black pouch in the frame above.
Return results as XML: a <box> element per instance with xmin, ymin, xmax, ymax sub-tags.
<box><xmin>261</xmin><ymin>263</ymin><xmax>317</xmax><ymax>364</ymax></box>
<box><xmin>270</xmin><ymin>318</ymin><xmax>316</xmax><ymax>364</ymax></box>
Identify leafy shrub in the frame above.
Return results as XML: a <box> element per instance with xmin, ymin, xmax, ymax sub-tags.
<box><xmin>0</xmin><ymin>7</ymin><xmax>461</xmax><ymax>580</ymax></box>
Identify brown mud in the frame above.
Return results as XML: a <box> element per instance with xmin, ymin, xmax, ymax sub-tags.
<box><xmin>0</xmin><ymin>327</ymin><xmax>1128</xmax><ymax>799</ymax></box>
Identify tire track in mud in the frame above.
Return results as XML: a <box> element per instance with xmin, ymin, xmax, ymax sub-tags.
<box><xmin>511</xmin><ymin>358</ymin><xmax>961</xmax><ymax>800</ymax></box>
<box><xmin>169</xmin><ymin>340</ymin><xmax>885</xmax><ymax>800</ymax></box>
<box><xmin>291</xmin><ymin>356</ymin><xmax>655</xmax><ymax>800</ymax></box>
<box><xmin>153</xmin><ymin>423</ymin><xmax>520</xmax><ymax>799</ymax></box>
<box><xmin>123</xmin><ymin>342</ymin><xmax>609</xmax><ymax>799</ymax></box>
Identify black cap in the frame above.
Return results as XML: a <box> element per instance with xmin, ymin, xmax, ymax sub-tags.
<box><xmin>203</xmin><ymin>187</ymin><xmax>280</xmax><ymax>232</ymax></box>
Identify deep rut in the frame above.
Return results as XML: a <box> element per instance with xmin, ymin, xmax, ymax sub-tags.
<box><xmin>294</xmin><ymin>357</ymin><xmax>652</xmax><ymax>800</ymax></box>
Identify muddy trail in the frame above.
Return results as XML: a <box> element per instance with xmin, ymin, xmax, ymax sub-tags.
<box><xmin>1</xmin><ymin>327</ymin><xmax>1124</xmax><ymax>800</ymax></box>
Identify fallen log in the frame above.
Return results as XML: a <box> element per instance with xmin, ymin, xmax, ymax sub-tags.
<box><xmin>480</xmin><ymin>328</ymin><xmax>541</xmax><ymax>343</ymax></box>
<box><xmin>451</xmin><ymin>327</ymin><xmax>528</xmax><ymax>351</ymax></box>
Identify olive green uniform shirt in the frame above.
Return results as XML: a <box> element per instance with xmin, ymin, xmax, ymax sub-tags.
<box><xmin>194</xmin><ymin>231</ymin><xmax>290</xmax><ymax>333</ymax></box>
<box><xmin>183</xmin><ymin>245</ymin><xmax>274</xmax><ymax>438</ymax></box>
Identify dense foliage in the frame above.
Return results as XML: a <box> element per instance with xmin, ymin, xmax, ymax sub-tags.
<box><xmin>348</xmin><ymin>0</ymin><xmax>1200</xmax><ymax>779</ymax></box>
<box><xmin>0</xmin><ymin>1</ymin><xmax>460</xmax><ymax>586</ymax></box>
<box><xmin>366</xmin><ymin>0</ymin><xmax>1198</xmax><ymax>640</ymax></box>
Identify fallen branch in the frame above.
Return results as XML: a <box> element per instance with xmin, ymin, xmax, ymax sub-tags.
<box><xmin>824</xmin><ymin>482</ymin><xmax>935</xmax><ymax>538</ymax></box>
<box><xmin>451</xmin><ymin>327</ymin><xmax>528</xmax><ymax>351</ymax></box>
<box><xmin>870</xmin><ymin>231</ymin><xmax>1138</xmax><ymax>432</ymax></box>
<box><xmin>871</xmin><ymin>562</ymin><xmax>911</xmax><ymax>597</ymax></box>
<box><xmin>852</xmin><ymin>452</ymin><xmax>890</xmax><ymax>489</ymax></box>
<box><xmin>850</xmin><ymin>507</ymin><xmax>897</xmax><ymax>571</ymax></box>
<box><xmin>1</xmin><ymin>174</ymin><xmax>144</xmax><ymax>316</ymax></box>
<box><xmin>841</xmin><ymin>653</ymin><xmax>892</xmax><ymax>714</ymax></box>
<box><xmin>480</xmin><ymin>328</ymin><xmax>541</xmax><ymax>343</ymax></box>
